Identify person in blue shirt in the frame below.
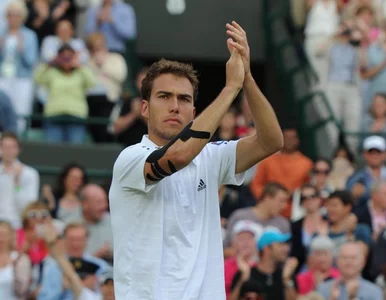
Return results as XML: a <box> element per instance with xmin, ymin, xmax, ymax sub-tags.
<box><xmin>85</xmin><ymin>0</ymin><xmax>136</xmax><ymax>55</ymax></box>
<box><xmin>38</xmin><ymin>223</ymin><xmax>110</xmax><ymax>300</ymax></box>
<box><xmin>0</xmin><ymin>89</ymin><xmax>17</xmax><ymax>133</ymax></box>
<box><xmin>346</xmin><ymin>135</ymin><xmax>386</xmax><ymax>212</ymax></box>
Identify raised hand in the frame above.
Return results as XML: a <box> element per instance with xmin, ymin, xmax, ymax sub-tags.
<box><xmin>236</xmin><ymin>255</ymin><xmax>251</xmax><ymax>282</ymax></box>
<box><xmin>226</xmin><ymin>21</ymin><xmax>251</xmax><ymax>76</ymax></box>
<box><xmin>225</xmin><ymin>49</ymin><xmax>244</xmax><ymax>89</ymax></box>
<box><xmin>282</xmin><ymin>257</ymin><xmax>298</xmax><ymax>281</ymax></box>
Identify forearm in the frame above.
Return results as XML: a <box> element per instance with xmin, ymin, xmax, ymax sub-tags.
<box><xmin>162</xmin><ymin>87</ymin><xmax>239</xmax><ymax>166</ymax></box>
<box><xmin>230</xmin><ymin>277</ymin><xmax>244</xmax><ymax>300</ymax></box>
<box><xmin>361</xmin><ymin>62</ymin><xmax>386</xmax><ymax>79</ymax></box>
<box><xmin>50</xmin><ymin>246</ymin><xmax>83</xmax><ymax>298</ymax></box>
<box><xmin>243</xmin><ymin>73</ymin><xmax>283</xmax><ymax>151</ymax></box>
<box><xmin>285</xmin><ymin>287</ymin><xmax>297</xmax><ymax>300</ymax></box>
<box><xmin>113</xmin><ymin>113</ymin><xmax>137</xmax><ymax>134</ymax></box>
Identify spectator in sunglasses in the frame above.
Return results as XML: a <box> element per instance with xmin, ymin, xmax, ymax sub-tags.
<box><xmin>310</xmin><ymin>159</ymin><xmax>334</xmax><ymax>199</ymax></box>
<box><xmin>16</xmin><ymin>201</ymin><xmax>64</xmax><ymax>298</ymax></box>
<box><xmin>290</xmin><ymin>184</ymin><xmax>328</xmax><ymax>274</ymax></box>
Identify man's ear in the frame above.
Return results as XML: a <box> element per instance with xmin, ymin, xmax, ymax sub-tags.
<box><xmin>141</xmin><ymin>100</ymin><xmax>149</xmax><ymax>119</ymax></box>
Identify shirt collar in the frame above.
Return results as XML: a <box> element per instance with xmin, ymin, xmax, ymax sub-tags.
<box><xmin>140</xmin><ymin>135</ymin><xmax>197</xmax><ymax>166</ymax></box>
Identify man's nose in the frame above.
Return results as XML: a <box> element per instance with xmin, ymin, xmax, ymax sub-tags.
<box><xmin>168</xmin><ymin>96</ymin><xmax>179</xmax><ymax>113</ymax></box>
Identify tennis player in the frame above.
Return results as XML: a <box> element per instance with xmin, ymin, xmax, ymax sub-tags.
<box><xmin>109</xmin><ymin>21</ymin><xmax>283</xmax><ymax>300</ymax></box>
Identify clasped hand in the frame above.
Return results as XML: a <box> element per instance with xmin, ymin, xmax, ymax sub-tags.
<box><xmin>225</xmin><ymin>21</ymin><xmax>251</xmax><ymax>90</ymax></box>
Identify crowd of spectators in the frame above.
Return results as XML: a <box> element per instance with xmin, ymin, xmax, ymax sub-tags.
<box><xmin>0</xmin><ymin>0</ymin><xmax>139</xmax><ymax>144</ymax></box>
<box><xmin>0</xmin><ymin>0</ymin><xmax>386</xmax><ymax>299</ymax></box>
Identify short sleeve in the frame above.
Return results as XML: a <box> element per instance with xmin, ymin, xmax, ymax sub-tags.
<box><xmin>207</xmin><ymin>140</ymin><xmax>246</xmax><ymax>186</ymax></box>
<box><xmin>113</xmin><ymin>145</ymin><xmax>158</xmax><ymax>193</ymax></box>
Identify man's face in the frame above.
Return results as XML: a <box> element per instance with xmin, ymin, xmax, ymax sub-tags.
<box><xmin>101</xmin><ymin>280</ymin><xmax>115</xmax><ymax>300</ymax></box>
<box><xmin>142</xmin><ymin>74</ymin><xmax>195</xmax><ymax>143</ymax></box>
<box><xmin>56</xmin><ymin>20</ymin><xmax>73</xmax><ymax>42</ymax></box>
<box><xmin>83</xmin><ymin>189</ymin><xmax>108</xmax><ymax>222</ymax></box>
<box><xmin>6</xmin><ymin>9</ymin><xmax>23</xmax><ymax>29</ymax></box>
<box><xmin>326</xmin><ymin>197</ymin><xmax>351</xmax><ymax>223</ymax></box>
<box><xmin>372</xmin><ymin>184</ymin><xmax>386</xmax><ymax>210</ymax></box>
<box><xmin>65</xmin><ymin>227</ymin><xmax>87</xmax><ymax>257</ymax></box>
<box><xmin>363</xmin><ymin>149</ymin><xmax>385</xmax><ymax>168</ymax></box>
<box><xmin>270</xmin><ymin>242</ymin><xmax>289</xmax><ymax>263</ymax></box>
<box><xmin>282</xmin><ymin>129</ymin><xmax>299</xmax><ymax>152</ymax></box>
<box><xmin>267</xmin><ymin>191</ymin><xmax>288</xmax><ymax>216</ymax></box>
<box><xmin>233</xmin><ymin>231</ymin><xmax>257</xmax><ymax>259</ymax></box>
<box><xmin>0</xmin><ymin>137</ymin><xmax>20</xmax><ymax>163</ymax></box>
<box><xmin>311</xmin><ymin>250</ymin><xmax>333</xmax><ymax>271</ymax></box>
<box><xmin>337</xmin><ymin>244</ymin><xmax>364</xmax><ymax>278</ymax></box>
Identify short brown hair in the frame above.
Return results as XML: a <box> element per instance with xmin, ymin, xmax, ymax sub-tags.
<box><xmin>0</xmin><ymin>131</ymin><xmax>20</xmax><ymax>147</ymax></box>
<box><xmin>86</xmin><ymin>32</ymin><xmax>105</xmax><ymax>51</ymax></box>
<box><xmin>356</xmin><ymin>5</ymin><xmax>373</xmax><ymax>16</ymax></box>
<box><xmin>260</xmin><ymin>182</ymin><xmax>288</xmax><ymax>200</ymax></box>
<box><xmin>141</xmin><ymin>59</ymin><xmax>199</xmax><ymax>101</ymax></box>
<box><xmin>64</xmin><ymin>222</ymin><xmax>89</xmax><ymax>237</ymax></box>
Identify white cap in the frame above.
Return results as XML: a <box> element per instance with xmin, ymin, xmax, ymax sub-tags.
<box><xmin>363</xmin><ymin>136</ymin><xmax>386</xmax><ymax>151</ymax></box>
<box><xmin>232</xmin><ymin>220</ymin><xmax>264</xmax><ymax>241</ymax></box>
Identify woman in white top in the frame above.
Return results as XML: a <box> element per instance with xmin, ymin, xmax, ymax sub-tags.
<box><xmin>86</xmin><ymin>32</ymin><xmax>127</xmax><ymax>143</ymax></box>
<box><xmin>304</xmin><ymin>0</ymin><xmax>340</xmax><ymax>89</ymax></box>
<box><xmin>0</xmin><ymin>220</ymin><xmax>31</xmax><ymax>300</ymax></box>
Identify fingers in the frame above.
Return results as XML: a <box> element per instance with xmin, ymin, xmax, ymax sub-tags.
<box><xmin>231</xmin><ymin>21</ymin><xmax>246</xmax><ymax>34</ymax></box>
<box><xmin>226</xmin><ymin>22</ymin><xmax>244</xmax><ymax>38</ymax></box>
<box><xmin>228</xmin><ymin>39</ymin><xmax>245</xmax><ymax>53</ymax></box>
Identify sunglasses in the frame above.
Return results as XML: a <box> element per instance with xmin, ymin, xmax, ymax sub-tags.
<box><xmin>314</xmin><ymin>169</ymin><xmax>329</xmax><ymax>175</ymax></box>
<box><xmin>26</xmin><ymin>210</ymin><xmax>50</xmax><ymax>220</ymax></box>
<box><xmin>300</xmin><ymin>194</ymin><xmax>318</xmax><ymax>202</ymax></box>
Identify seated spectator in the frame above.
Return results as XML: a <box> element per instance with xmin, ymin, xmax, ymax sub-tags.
<box><xmin>296</xmin><ymin>236</ymin><xmax>340</xmax><ymax>295</ymax></box>
<box><xmin>304</xmin><ymin>0</ymin><xmax>340</xmax><ymax>89</ymax></box>
<box><xmin>25</xmin><ymin>0</ymin><xmax>70</xmax><ymax>47</ymax></box>
<box><xmin>317</xmin><ymin>242</ymin><xmax>383</xmax><ymax>300</ymax></box>
<box><xmin>0</xmin><ymin>0</ymin><xmax>38</xmax><ymax>133</ymax></box>
<box><xmin>41</xmin><ymin>19</ymin><xmax>88</xmax><ymax>65</ymax></box>
<box><xmin>250</xmin><ymin>128</ymin><xmax>313</xmax><ymax>218</ymax></box>
<box><xmin>231</xmin><ymin>230</ymin><xmax>298</xmax><ymax>300</ymax></box>
<box><xmin>111</xmin><ymin>67</ymin><xmax>148</xmax><ymax>147</ymax></box>
<box><xmin>290</xmin><ymin>184</ymin><xmax>328</xmax><ymax>272</ymax></box>
<box><xmin>42</xmin><ymin>162</ymin><xmax>87</xmax><ymax>221</ymax></box>
<box><xmin>343</xmin><ymin>0</ymin><xmax>384</xmax><ymax>28</ymax></box>
<box><xmin>328</xmin><ymin>146</ymin><xmax>355</xmax><ymax>190</ymax></box>
<box><xmin>66</xmin><ymin>184</ymin><xmax>113</xmax><ymax>263</ymax></box>
<box><xmin>38</xmin><ymin>222</ymin><xmax>109</xmax><ymax>300</ymax></box>
<box><xmin>34</xmin><ymin>44</ymin><xmax>95</xmax><ymax>144</ymax></box>
<box><xmin>360</xmin><ymin>30</ymin><xmax>386</xmax><ymax>112</ymax></box>
<box><xmin>324</xmin><ymin>191</ymin><xmax>372</xmax><ymax>258</ymax></box>
<box><xmin>0</xmin><ymin>220</ymin><xmax>31</xmax><ymax>300</ymax></box>
<box><xmin>0</xmin><ymin>89</ymin><xmax>17</xmax><ymax>133</ymax></box>
<box><xmin>235</xmin><ymin>92</ymin><xmax>255</xmax><ymax>138</ymax></box>
<box><xmin>363</xmin><ymin>94</ymin><xmax>386</xmax><ymax>133</ymax></box>
<box><xmin>224</xmin><ymin>220</ymin><xmax>260</xmax><ymax>300</ymax></box>
<box><xmin>43</xmin><ymin>223</ymin><xmax>115</xmax><ymax>300</ymax></box>
<box><xmin>223</xmin><ymin>183</ymin><xmax>290</xmax><ymax>257</ymax></box>
<box><xmin>325</xmin><ymin>23</ymin><xmax>362</xmax><ymax>154</ymax></box>
<box><xmin>85</xmin><ymin>0</ymin><xmax>136</xmax><ymax>54</ymax></box>
<box><xmin>17</xmin><ymin>201</ymin><xmax>65</xmax><ymax>298</ymax></box>
<box><xmin>346</xmin><ymin>135</ymin><xmax>386</xmax><ymax>210</ymax></box>
<box><xmin>86</xmin><ymin>32</ymin><xmax>127</xmax><ymax>143</ymax></box>
<box><xmin>0</xmin><ymin>132</ymin><xmax>40</xmax><ymax>229</ymax></box>
<box><xmin>212</xmin><ymin>108</ymin><xmax>238</xmax><ymax>142</ymax></box>
<box><xmin>355</xmin><ymin>180</ymin><xmax>386</xmax><ymax>241</ymax></box>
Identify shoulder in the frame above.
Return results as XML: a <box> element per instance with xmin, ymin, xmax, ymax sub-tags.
<box><xmin>361</xmin><ymin>279</ymin><xmax>383</xmax><ymax>293</ymax></box>
<box><xmin>317</xmin><ymin>278</ymin><xmax>334</xmax><ymax>291</ymax></box>
<box><xmin>22</xmin><ymin>27</ymin><xmax>37</xmax><ymax>39</ymax></box>
<box><xmin>108</xmin><ymin>53</ymin><xmax>126</xmax><ymax>63</ymax></box>
<box><xmin>114</xmin><ymin>141</ymin><xmax>149</xmax><ymax>164</ymax></box>
<box><xmin>22</xmin><ymin>164</ymin><xmax>39</xmax><ymax>177</ymax></box>
<box><xmin>119</xmin><ymin>1</ymin><xmax>135</xmax><ymax>12</ymax></box>
<box><xmin>228</xmin><ymin>207</ymin><xmax>254</xmax><ymax>221</ymax></box>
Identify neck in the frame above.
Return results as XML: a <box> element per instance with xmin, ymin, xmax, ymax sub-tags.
<box><xmin>341</xmin><ymin>275</ymin><xmax>360</xmax><ymax>283</ymax></box>
<box><xmin>330</xmin><ymin>216</ymin><xmax>349</xmax><ymax>232</ymax></box>
<box><xmin>254</xmin><ymin>202</ymin><xmax>272</xmax><ymax>220</ymax></box>
<box><xmin>83</xmin><ymin>213</ymin><xmax>97</xmax><ymax>224</ymax></box>
<box><xmin>258</xmin><ymin>257</ymin><xmax>276</xmax><ymax>274</ymax></box>
<box><xmin>0</xmin><ymin>249</ymin><xmax>10</xmax><ymax>257</ymax></box>
<box><xmin>369</xmin><ymin>166</ymin><xmax>381</xmax><ymax>176</ymax></box>
<box><xmin>305</xmin><ymin>211</ymin><xmax>321</xmax><ymax>220</ymax></box>
<box><xmin>218</xmin><ymin>128</ymin><xmax>234</xmax><ymax>140</ymax></box>
<box><xmin>148</xmin><ymin>131</ymin><xmax>168</xmax><ymax>147</ymax></box>
<box><xmin>8</xmin><ymin>27</ymin><xmax>19</xmax><ymax>34</ymax></box>
<box><xmin>2</xmin><ymin>160</ymin><xmax>14</xmax><ymax>167</ymax></box>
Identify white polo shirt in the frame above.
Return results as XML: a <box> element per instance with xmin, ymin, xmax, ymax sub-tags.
<box><xmin>109</xmin><ymin>136</ymin><xmax>246</xmax><ymax>300</ymax></box>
